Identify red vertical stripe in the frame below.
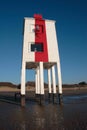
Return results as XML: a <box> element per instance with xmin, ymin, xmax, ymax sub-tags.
<box><xmin>34</xmin><ymin>15</ymin><xmax>48</xmax><ymax>62</ymax></box>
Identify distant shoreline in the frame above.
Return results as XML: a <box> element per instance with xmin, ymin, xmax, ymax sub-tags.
<box><xmin>0</xmin><ymin>85</ymin><xmax>87</xmax><ymax>96</ymax></box>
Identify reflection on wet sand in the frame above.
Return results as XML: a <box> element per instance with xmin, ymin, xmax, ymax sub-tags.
<box><xmin>0</xmin><ymin>92</ymin><xmax>87</xmax><ymax>130</ymax></box>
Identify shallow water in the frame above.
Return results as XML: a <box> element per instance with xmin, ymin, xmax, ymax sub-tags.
<box><xmin>0</xmin><ymin>93</ymin><xmax>87</xmax><ymax>130</ymax></box>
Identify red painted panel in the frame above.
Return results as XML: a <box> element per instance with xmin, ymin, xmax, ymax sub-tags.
<box><xmin>34</xmin><ymin>15</ymin><xmax>48</xmax><ymax>62</ymax></box>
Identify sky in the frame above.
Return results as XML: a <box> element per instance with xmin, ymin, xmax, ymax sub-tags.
<box><xmin>0</xmin><ymin>0</ymin><xmax>87</xmax><ymax>84</ymax></box>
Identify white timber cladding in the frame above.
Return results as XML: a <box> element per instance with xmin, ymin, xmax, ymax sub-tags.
<box><xmin>21</xmin><ymin>62</ymin><xmax>26</xmax><ymax>95</ymax></box>
<box><xmin>45</xmin><ymin>20</ymin><xmax>59</xmax><ymax>62</ymax></box>
<box><xmin>39</xmin><ymin>62</ymin><xmax>44</xmax><ymax>94</ymax></box>
<box><xmin>37</xmin><ymin>67</ymin><xmax>40</xmax><ymax>94</ymax></box>
<box><xmin>52</xmin><ymin>65</ymin><xmax>56</xmax><ymax>94</ymax></box>
<box><xmin>48</xmin><ymin>69</ymin><xmax>51</xmax><ymax>93</ymax></box>
<box><xmin>23</xmin><ymin>18</ymin><xmax>35</xmax><ymax>62</ymax></box>
<box><xmin>23</xmin><ymin>18</ymin><xmax>59</xmax><ymax>62</ymax></box>
<box><xmin>21</xmin><ymin>16</ymin><xmax>62</xmax><ymax>98</ymax></box>
<box><xmin>35</xmin><ymin>68</ymin><xmax>38</xmax><ymax>94</ymax></box>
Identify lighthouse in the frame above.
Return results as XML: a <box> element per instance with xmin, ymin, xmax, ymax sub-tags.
<box><xmin>21</xmin><ymin>14</ymin><xmax>63</xmax><ymax>106</ymax></box>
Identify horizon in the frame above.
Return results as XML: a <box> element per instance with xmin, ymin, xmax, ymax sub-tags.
<box><xmin>0</xmin><ymin>80</ymin><xmax>87</xmax><ymax>86</ymax></box>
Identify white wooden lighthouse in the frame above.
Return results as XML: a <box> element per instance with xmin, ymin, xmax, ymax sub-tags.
<box><xmin>21</xmin><ymin>14</ymin><xmax>63</xmax><ymax>106</ymax></box>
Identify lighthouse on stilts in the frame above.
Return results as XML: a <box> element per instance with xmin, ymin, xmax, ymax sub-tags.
<box><xmin>21</xmin><ymin>14</ymin><xmax>63</xmax><ymax>107</ymax></box>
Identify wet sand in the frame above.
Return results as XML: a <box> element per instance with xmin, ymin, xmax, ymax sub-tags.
<box><xmin>0</xmin><ymin>91</ymin><xmax>87</xmax><ymax>130</ymax></box>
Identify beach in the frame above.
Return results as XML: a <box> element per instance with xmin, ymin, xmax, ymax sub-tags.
<box><xmin>0</xmin><ymin>85</ymin><xmax>87</xmax><ymax>130</ymax></box>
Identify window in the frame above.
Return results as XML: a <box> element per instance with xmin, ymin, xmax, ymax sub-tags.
<box><xmin>35</xmin><ymin>25</ymin><xmax>43</xmax><ymax>33</ymax></box>
<box><xmin>31</xmin><ymin>43</ymin><xmax>43</xmax><ymax>52</ymax></box>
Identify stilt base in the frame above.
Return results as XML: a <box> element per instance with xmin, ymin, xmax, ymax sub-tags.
<box><xmin>53</xmin><ymin>93</ymin><xmax>57</xmax><ymax>103</ymax></box>
<box><xmin>48</xmin><ymin>93</ymin><xmax>52</xmax><ymax>102</ymax></box>
<box><xmin>35</xmin><ymin>94</ymin><xmax>40</xmax><ymax>102</ymax></box>
<box><xmin>58</xmin><ymin>94</ymin><xmax>63</xmax><ymax>105</ymax></box>
<box><xmin>35</xmin><ymin>94</ymin><xmax>40</xmax><ymax>98</ymax></box>
<box><xmin>40</xmin><ymin>95</ymin><xmax>44</xmax><ymax>105</ymax></box>
<box><xmin>35</xmin><ymin>94</ymin><xmax>44</xmax><ymax>105</ymax></box>
<box><xmin>21</xmin><ymin>95</ymin><xmax>25</xmax><ymax>107</ymax></box>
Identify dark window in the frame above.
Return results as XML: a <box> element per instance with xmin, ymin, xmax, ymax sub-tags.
<box><xmin>31</xmin><ymin>43</ymin><xmax>43</xmax><ymax>52</ymax></box>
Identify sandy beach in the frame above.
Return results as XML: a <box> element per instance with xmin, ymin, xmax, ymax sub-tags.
<box><xmin>0</xmin><ymin>84</ymin><xmax>87</xmax><ymax>95</ymax></box>
<box><xmin>0</xmin><ymin>84</ymin><xmax>87</xmax><ymax>130</ymax></box>
<box><xmin>0</xmin><ymin>89</ymin><xmax>87</xmax><ymax>130</ymax></box>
